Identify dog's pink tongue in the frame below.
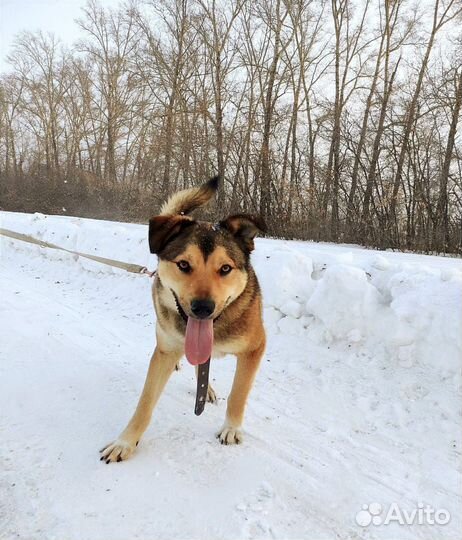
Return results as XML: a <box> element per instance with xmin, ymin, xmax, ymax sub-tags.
<box><xmin>185</xmin><ymin>317</ymin><xmax>213</xmax><ymax>365</ymax></box>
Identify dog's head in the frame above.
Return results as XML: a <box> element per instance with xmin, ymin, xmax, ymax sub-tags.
<box><xmin>149</xmin><ymin>210</ymin><xmax>265</xmax><ymax>321</ymax></box>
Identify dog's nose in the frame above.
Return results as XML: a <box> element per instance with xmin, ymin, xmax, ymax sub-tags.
<box><xmin>190</xmin><ymin>299</ymin><xmax>215</xmax><ymax>319</ymax></box>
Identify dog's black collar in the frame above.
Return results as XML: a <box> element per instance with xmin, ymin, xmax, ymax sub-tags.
<box><xmin>171</xmin><ymin>290</ymin><xmax>188</xmax><ymax>323</ymax></box>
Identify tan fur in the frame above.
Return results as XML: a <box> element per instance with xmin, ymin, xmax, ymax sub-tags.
<box><xmin>100</xmin><ymin>180</ymin><xmax>265</xmax><ymax>463</ymax></box>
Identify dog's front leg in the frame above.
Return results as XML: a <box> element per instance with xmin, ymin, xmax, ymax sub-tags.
<box><xmin>100</xmin><ymin>345</ymin><xmax>181</xmax><ymax>463</ymax></box>
<box><xmin>217</xmin><ymin>341</ymin><xmax>265</xmax><ymax>445</ymax></box>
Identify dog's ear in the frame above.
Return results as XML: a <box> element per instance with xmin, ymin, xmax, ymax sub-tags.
<box><xmin>148</xmin><ymin>215</ymin><xmax>194</xmax><ymax>255</ymax></box>
<box><xmin>219</xmin><ymin>214</ymin><xmax>266</xmax><ymax>252</ymax></box>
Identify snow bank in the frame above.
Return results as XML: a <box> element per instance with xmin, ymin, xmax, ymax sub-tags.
<box><xmin>255</xmin><ymin>243</ymin><xmax>462</xmax><ymax>373</ymax></box>
<box><xmin>0</xmin><ymin>211</ymin><xmax>153</xmax><ymax>274</ymax></box>
<box><xmin>2</xmin><ymin>211</ymin><xmax>461</xmax><ymax>370</ymax></box>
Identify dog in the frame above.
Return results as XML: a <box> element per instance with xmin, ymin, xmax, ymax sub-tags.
<box><xmin>100</xmin><ymin>177</ymin><xmax>266</xmax><ymax>462</ymax></box>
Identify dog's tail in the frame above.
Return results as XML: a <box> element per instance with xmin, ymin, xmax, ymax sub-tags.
<box><xmin>160</xmin><ymin>176</ymin><xmax>219</xmax><ymax>216</ymax></box>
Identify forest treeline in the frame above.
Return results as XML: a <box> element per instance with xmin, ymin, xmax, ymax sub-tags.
<box><xmin>0</xmin><ymin>0</ymin><xmax>461</xmax><ymax>253</ymax></box>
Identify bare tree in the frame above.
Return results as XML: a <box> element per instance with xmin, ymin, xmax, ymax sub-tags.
<box><xmin>389</xmin><ymin>0</ymin><xmax>462</xmax><ymax>244</ymax></box>
<box><xmin>433</xmin><ymin>69</ymin><xmax>462</xmax><ymax>248</ymax></box>
<box><xmin>1</xmin><ymin>0</ymin><xmax>461</xmax><ymax>253</ymax></box>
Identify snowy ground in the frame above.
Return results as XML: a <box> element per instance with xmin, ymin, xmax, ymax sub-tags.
<box><xmin>0</xmin><ymin>211</ymin><xmax>461</xmax><ymax>540</ymax></box>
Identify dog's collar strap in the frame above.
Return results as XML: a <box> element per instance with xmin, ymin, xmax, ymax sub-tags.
<box><xmin>195</xmin><ymin>359</ymin><xmax>210</xmax><ymax>416</ymax></box>
<box><xmin>171</xmin><ymin>290</ymin><xmax>188</xmax><ymax>322</ymax></box>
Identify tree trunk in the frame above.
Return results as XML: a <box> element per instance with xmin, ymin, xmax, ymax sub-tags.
<box><xmin>259</xmin><ymin>0</ymin><xmax>283</xmax><ymax>223</ymax></box>
<box><xmin>433</xmin><ymin>70</ymin><xmax>462</xmax><ymax>250</ymax></box>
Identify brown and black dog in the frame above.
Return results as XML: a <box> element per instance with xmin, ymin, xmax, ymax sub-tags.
<box><xmin>100</xmin><ymin>177</ymin><xmax>266</xmax><ymax>462</ymax></box>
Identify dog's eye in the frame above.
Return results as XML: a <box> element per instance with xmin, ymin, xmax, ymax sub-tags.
<box><xmin>219</xmin><ymin>264</ymin><xmax>232</xmax><ymax>276</ymax></box>
<box><xmin>177</xmin><ymin>260</ymin><xmax>191</xmax><ymax>273</ymax></box>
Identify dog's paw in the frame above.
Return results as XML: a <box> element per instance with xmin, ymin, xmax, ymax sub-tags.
<box><xmin>216</xmin><ymin>425</ymin><xmax>243</xmax><ymax>445</ymax></box>
<box><xmin>99</xmin><ymin>438</ymin><xmax>138</xmax><ymax>463</ymax></box>
<box><xmin>207</xmin><ymin>385</ymin><xmax>217</xmax><ymax>404</ymax></box>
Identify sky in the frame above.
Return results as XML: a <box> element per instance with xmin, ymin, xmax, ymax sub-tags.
<box><xmin>0</xmin><ymin>0</ymin><xmax>119</xmax><ymax>72</ymax></box>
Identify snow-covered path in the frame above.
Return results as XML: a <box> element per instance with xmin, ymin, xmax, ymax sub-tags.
<box><xmin>0</xmin><ymin>212</ymin><xmax>461</xmax><ymax>540</ymax></box>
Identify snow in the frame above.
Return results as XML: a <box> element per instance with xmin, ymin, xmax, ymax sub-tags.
<box><xmin>1</xmin><ymin>210</ymin><xmax>461</xmax><ymax>540</ymax></box>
